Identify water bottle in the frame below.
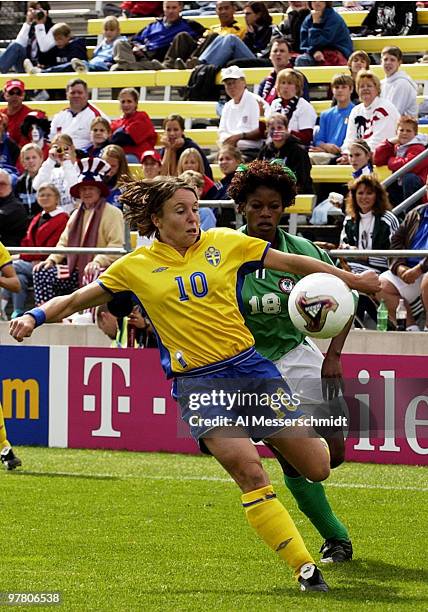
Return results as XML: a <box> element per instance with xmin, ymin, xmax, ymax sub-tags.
<box><xmin>377</xmin><ymin>300</ymin><xmax>388</xmax><ymax>332</ymax></box>
<box><xmin>395</xmin><ymin>298</ymin><xmax>407</xmax><ymax>331</ymax></box>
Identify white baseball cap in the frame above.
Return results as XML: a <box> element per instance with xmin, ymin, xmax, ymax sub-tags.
<box><xmin>221</xmin><ymin>65</ymin><xmax>245</xmax><ymax>81</ymax></box>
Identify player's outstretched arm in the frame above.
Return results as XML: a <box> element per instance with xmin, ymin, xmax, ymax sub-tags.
<box><xmin>264</xmin><ymin>249</ymin><xmax>381</xmax><ymax>295</ymax></box>
<box><xmin>9</xmin><ymin>282</ymin><xmax>111</xmax><ymax>342</ymax></box>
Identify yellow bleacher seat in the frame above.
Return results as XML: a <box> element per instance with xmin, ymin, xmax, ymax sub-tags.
<box><xmin>353</xmin><ymin>35</ymin><xmax>428</xmax><ymax>54</ymax></box>
<box><xmin>0</xmin><ymin>71</ymin><xmax>157</xmax><ymax>90</ymax></box>
<box><xmin>131</xmin><ymin>164</ymin><xmax>390</xmax><ymax>184</ymax></box>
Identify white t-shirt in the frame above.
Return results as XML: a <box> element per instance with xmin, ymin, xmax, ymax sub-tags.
<box><xmin>358</xmin><ymin>211</ymin><xmax>375</xmax><ymax>250</ymax></box>
<box><xmin>219</xmin><ymin>88</ymin><xmax>262</xmax><ymax>150</ymax></box>
<box><xmin>49</xmin><ymin>104</ymin><xmax>108</xmax><ymax>150</ymax></box>
<box><xmin>267</xmin><ymin>97</ymin><xmax>317</xmax><ymax>133</ymax></box>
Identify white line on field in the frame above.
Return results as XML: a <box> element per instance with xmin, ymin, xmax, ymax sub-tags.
<box><xmin>23</xmin><ymin>471</ymin><xmax>428</xmax><ymax>492</ymax></box>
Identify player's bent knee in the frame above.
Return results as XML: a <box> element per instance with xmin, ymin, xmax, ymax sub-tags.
<box><xmin>306</xmin><ymin>460</ymin><xmax>330</xmax><ymax>483</ymax></box>
<box><xmin>232</xmin><ymin>459</ymin><xmax>269</xmax><ymax>492</ymax></box>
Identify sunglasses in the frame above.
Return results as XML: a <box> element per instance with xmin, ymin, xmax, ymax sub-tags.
<box><xmin>7</xmin><ymin>89</ymin><xmax>23</xmax><ymax>96</ymax></box>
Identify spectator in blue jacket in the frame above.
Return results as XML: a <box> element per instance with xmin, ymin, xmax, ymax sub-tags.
<box><xmin>111</xmin><ymin>0</ymin><xmax>205</xmax><ymax>71</ymax></box>
<box><xmin>295</xmin><ymin>2</ymin><xmax>352</xmax><ymax>67</ymax></box>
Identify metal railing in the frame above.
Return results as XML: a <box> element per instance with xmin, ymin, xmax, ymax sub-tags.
<box><xmin>381</xmin><ymin>147</ymin><xmax>428</xmax><ymax>216</ymax></box>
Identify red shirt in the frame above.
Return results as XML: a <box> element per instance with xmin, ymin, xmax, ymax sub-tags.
<box><xmin>111</xmin><ymin>111</ymin><xmax>157</xmax><ymax>159</ymax></box>
<box><xmin>2</xmin><ymin>104</ymin><xmax>33</xmax><ymax>146</ymax></box>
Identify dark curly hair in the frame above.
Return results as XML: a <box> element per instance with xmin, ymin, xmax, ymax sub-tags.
<box><xmin>346</xmin><ymin>174</ymin><xmax>392</xmax><ymax>220</ymax></box>
<box><xmin>120</xmin><ymin>176</ymin><xmax>197</xmax><ymax>237</ymax></box>
<box><xmin>228</xmin><ymin>160</ymin><xmax>297</xmax><ymax>212</ymax></box>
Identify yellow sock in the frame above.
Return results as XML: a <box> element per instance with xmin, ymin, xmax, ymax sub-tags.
<box><xmin>0</xmin><ymin>402</ymin><xmax>11</xmax><ymax>450</ymax></box>
<box><xmin>242</xmin><ymin>484</ymin><xmax>314</xmax><ymax>577</ymax></box>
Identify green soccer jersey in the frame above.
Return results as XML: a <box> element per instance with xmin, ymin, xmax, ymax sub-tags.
<box><xmin>241</xmin><ymin>227</ymin><xmax>333</xmax><ymax>361</ymax></box>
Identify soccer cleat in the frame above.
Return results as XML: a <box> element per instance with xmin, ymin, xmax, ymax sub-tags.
<box><xmin>298</xmin><ymin>563</ymin><xmax>329</xmax><ymax>592</ymax></box>
<box><xmin>320</xmin><ymin>538</ymin><xmax>353</xmax><ymax>563</ymax></box>
<box><xmin>1</xmin><ymin>447</ymin><xmax>22</xmax><ymax>471</ymax></box>
<box><xmin>71</xmin><ymin>58</ymin><xmax>87</xmax><ymax>73</ymax></box>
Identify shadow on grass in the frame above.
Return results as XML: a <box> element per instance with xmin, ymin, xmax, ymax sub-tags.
<box><xmin>134</xmin><ymin>559</ymin><xmax>428</xmax><ymax>604</ymax></box>
<box><xmin>10</xmin><ymin>470</ymin><xmax>120</xmax><ymax>481</ymax></box>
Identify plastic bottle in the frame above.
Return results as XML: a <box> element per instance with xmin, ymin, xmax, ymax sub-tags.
<box><xmin>395</xmin><ymin>298</ymin><xmax>407</xmax><ymax>331</ymax></box>
<box><xmin>377</xmin><ymin>300</ymin><xmax>388</xmax><ymax>332</ymax></box>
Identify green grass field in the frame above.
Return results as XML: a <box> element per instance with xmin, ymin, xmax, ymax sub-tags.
<box><xmin>1</xmin><ymin>447</ymin><xmax>427</xmax><ymax>611</ymax></box>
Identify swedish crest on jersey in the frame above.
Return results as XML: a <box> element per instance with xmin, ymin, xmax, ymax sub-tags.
<box><xmin>278</xmin><ymin>277</ymin><xmax>295</xmax><ymax>294</ymax></box>
<box><xmin>205</xmin><ymin>246</ymin><xmax>221</xmax><ymax>267</ymax></box>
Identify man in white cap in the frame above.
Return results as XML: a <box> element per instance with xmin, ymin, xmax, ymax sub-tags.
<box><xmin>218</xmin><ymin>65</ymin><xmax>264</xmax><ymax>161</ymax></box>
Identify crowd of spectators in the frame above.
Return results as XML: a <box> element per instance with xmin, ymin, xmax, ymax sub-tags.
<box><xmin>0</xmin><ymin>0</ymin><xmax>427</xmax><ymax>330</ymax></box>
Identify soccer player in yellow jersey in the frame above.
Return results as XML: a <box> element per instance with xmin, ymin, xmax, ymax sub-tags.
<box><xmin>9</xmin><ymin>177</ymin><xmax>380</xmax><ymax>592</ymax></box>
<box><xmin>0</xmin><ymin>241</ymin><xmax>22</xmax><ymax>470</ymax></box>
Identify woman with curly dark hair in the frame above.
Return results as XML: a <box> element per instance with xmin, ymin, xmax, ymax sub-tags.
<box><xmin>339</xmin><ymin>174</ymin><xmax>399</xmax><ymax>274</ymax></box>
<box><xmin>10</xmin><ymin>175</ymin><xmax>380</xmax><ymax>594</ymax></box>
<box><xmin>230</xmin><ymin>159</ymin><xmax>353</xmax><ymax>564</ymax></box>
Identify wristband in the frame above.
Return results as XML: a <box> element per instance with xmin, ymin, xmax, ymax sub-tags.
<box><xmin>24</xmin><ymin>307</ymin><xmax>46</xmax><ymax>327</ymax></box>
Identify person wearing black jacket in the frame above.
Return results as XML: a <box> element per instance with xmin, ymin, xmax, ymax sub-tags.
<box><xmin>0</xmin><ymin>1</ymin><xmax>54</xmax><ymax>74</ymax></box>
<box><xmin>358</xmin><ymin>2</ymin><xmax>418</xmax><ymax>37</ymax></box>
<box><xmin>0</xmin><ymin>170</ymin><xmax>28</xmax><ymax>246</ymax></box>
<box><xmin>258</xmin><ymin>113</ymin><xmax>312</xmax><ymax>194</ymax></box>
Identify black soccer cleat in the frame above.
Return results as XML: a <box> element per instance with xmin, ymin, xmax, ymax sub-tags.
<box><xmin>1</xmin><ymin>447</ymin><xmax>22</xmax><ymax>471</ymax></box>
<box><xmin>320</xmin><ymin>538</ymin><xmax>353</xmax><ymax>563</ymax></box>
<box><xmin>298</xmin><ymin>563</ymin><xmax>329</xmax><ymax>592</ymax></box>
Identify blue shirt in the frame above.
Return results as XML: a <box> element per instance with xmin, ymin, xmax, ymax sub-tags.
<box><xmin>314</xmin><ymin>103</ymin><xmax>354</xmax><ymax>147</ymax></box>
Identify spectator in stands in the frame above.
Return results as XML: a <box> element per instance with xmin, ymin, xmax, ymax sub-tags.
<box><xmin>111</xmin><ymin>0</ymin><xmax>205</xmax><ymax>70</ymax></box>
<box><xmin>101</xmin><ymin>144</ymin><xmax>133</xmax><ymax>209</ymax></box>
<box><xmin>380</xmin><ymin>46</ymin><xmax>418</xmax><ymax>117</ymax></box>
<box><xmin>120</xmin><ymin>1</ymin><xmax>163</xmax><ymax>18</ymax></box>
<box><xmin>15</xmin><ymin>144</ymin><xmax>44</xmax><ymax>219</ymax></box>
<box><xmin>267</xmin><ymin>68</ymin><xmax>317</xmax><ymax>146</ymax></box>
<box><xmin>3</xmin><ymin>183</ymin><xmax>69</xmax><ymax>319</ymax></box>
<box><xmin>32</xmin><ymin>158</ymin><xmax>124</xmax><ymax>305</ymax></box>
<box><xmin>110</xmin><ymin>88</ymin><xmax>157</xmax><ymax>163</ymax></box>
<box><xmin>339</xmin><ymin>71</ymin><xmax>401</xmax><ymax>162</ymax></box>
<box><xmin>258</xmin><ymin>114</ymin><xmax>312</xmax><ymax>193</ymax></box>
<box><xmin>0</xmin><ymin>169</ymin><xmax>28</xmax><ymax>246</ymax></box>
<box><xmin>161</xmin><ymin>0</ymin><xmax>246</xmax><ymax>70</ymax></box>
<box><xmin>358</xmin><ymin>2</ymin><xmax>419</xmax><ymax>37</ymax></box>
<box><xmin>83</xmin><ymin>117</ymin><xmax>112</xmax><ymax>158</ymax></box>
<box><xmin>374</xmin><ymin>116</ymin><xmax>428</xmax><ymax>207</ymax></box>
<box><xmin>215</xmin><ymin>144</ymin><xmax>242</xmax><ymax>201</ymax></box>
<box><xmin>0</xmin><ymin>1</ymin><xmax>54</xmax><ymax>74</ymax></box>
<box><xmin>338</xmin><ymin>174</ymin><xmax>399</xmax><ymax>275</ymax></box>
<box><xmin>349</xmin><ymin>139</ymin><xmax>373</xmax><ymax>179</ymax></box>
<box><xmin>33</xmin><ymin>133</ymin><xmax>79</xmax><ymax>214</ymax></box>
<box><xmin>96</xmin><ymin>302</ymin><xmax>157</xmax><ymax>348</ymax></box>
<box><xmin>71</xmin><ymin>16</ymin><xmax>126</xmax><ymax>73</ymax></box>
<box><xmin>160</xmin><ymin>114</ymin><xmax>213</xmax><ymax>177</ymax></box>
<box><xmin>218</xmin><ymin>66</ymin><xmax>264</xmax><ymax>162</ymax></box>
<box><xmin>23</xmin><ymin>22</ymin><xmax>87</xmax><ymax>74</ymax></box>
<box><xmin>49</xmin><ymin>79</ymin><xmax>107</xmax><ymax>150</ymax></box>
<box><xmin>179</xmin><ymin>170</ymin><xmax>218</xmax><ymax>229</ymax></box>
<box><xmin>295</xmin><ymin>2</ymin><xmax>352</xmax><ymax>67</ymax></box>
<box><xmin>379</xmin><ymin>203</ymin><xmax>428</xmax><ymax>331</ymax></box>
<box><xmin>196</xmin><ymin>1</ymin><xmax>274</xmax><ymax>69</ymax></box>
<box><xmin>20</xmin><ymin>111</ymin><xmax>50</xmax><ymax>161</ymax></box>
<box><xmin>310</xmin><ymin>74</ymin><xmax>355</xmax><ymax>164</ymax></box>
<box><xmin>275</xmin><ymin>1</ymin><xmax>311</xmax><ymax>54</ymax></box>
<box><xmin>343</xmin><ymin>50</ymin><xmax>370</xmax><ymax>106</ymax></box>
<box><xmin>0</xmin><ymin>80</ymin><xmax>34</xmax><ymax>148</ymax></box>
<box><xmin>141</xmin><ymin>150</ymin><xmax>162</xmax><ymax>179</ymax></box>
<box><xmin>177</xmin><ymin>148</ymin><xmax>217</xmax><ymax>197</ymax></box>
<box><xmin>0</xmin><ymin>115</ymin><xmax>20</xmax><ymax>185</ymax></box>
<box><xmin>258</xmin><ymin>38</ymin><xmax>309</xmax><ymax>105</ymax></box>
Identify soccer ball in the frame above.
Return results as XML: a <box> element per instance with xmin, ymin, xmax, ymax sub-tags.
<box><xmin>288</xmin><ymin>273</ymin><xmax>355</xmax><ymax>339</ymax></box>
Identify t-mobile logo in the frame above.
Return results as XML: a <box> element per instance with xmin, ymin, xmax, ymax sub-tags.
<box><xmin>82</xmin><ymin>357</ymin><xmax>131</xmax><ymax>437</ymax></box>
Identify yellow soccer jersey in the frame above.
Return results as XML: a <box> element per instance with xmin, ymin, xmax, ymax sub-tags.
<box><xmin>99</xmin><ymin>228</ymin><xmax>270</xmax><ymax>377</ymax></box>
<box><xmin>0</xmin><ymin>241</ymin><xmax>12</xmax><ymax>271</ymax></box>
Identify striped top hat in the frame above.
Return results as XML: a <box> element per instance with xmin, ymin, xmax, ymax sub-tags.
<box><xmin>70</xmin><ymin>157</ymin><xmax>111</xmax><ymax>198</ymax></box>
